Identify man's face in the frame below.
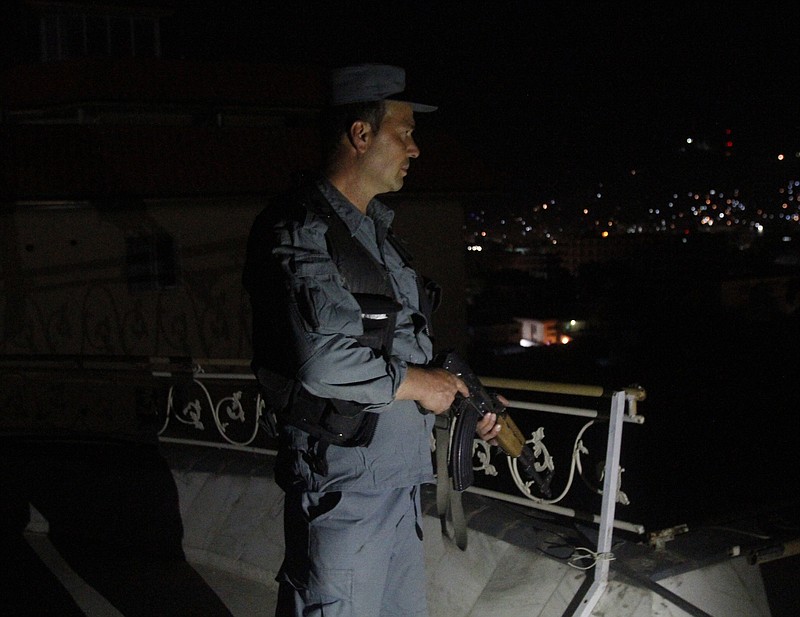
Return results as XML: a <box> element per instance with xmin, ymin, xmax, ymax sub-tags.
<box><xmin>362</xmin><ymin>101</ymin><xmax>420</xmax><ymax>194</ymax></box>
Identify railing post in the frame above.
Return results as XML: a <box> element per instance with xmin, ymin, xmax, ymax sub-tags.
<box><xmin>572</xmin><ymin>389</ymin><xmax>627</xmax><ymax>616</ymax></box>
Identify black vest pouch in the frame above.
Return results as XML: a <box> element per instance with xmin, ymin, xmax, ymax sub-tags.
<box><xmin>325</xmin><ymin>398</ymin><xmax>379</xmax><ymax>447</ymax></box>
<box><xmin>279</xmin><ymin>382</ymin><xmax>379</xmax><ymax>449</ymax></box>
<box><xmin>353</xmin><ymin>293</ymin><xmax>401</xmax><ymax>355</ymax></box>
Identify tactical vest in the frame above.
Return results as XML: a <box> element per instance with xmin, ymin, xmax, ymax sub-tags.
<box><xmin>253</xmin><ymin>184</ymin><xmax>435</xmax><ymax>461</ymax></box>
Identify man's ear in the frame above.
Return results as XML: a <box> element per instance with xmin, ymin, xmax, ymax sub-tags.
<box><xmin>348</xmin><ymin>120</ymin><xmax>372</xmax><ymax>153</ymax></box>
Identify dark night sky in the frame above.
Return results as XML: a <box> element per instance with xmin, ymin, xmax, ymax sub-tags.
<box><xmin>168</xmin><ymin>2</ymin><xmax>799</xmax><ymax>194</ymax></box>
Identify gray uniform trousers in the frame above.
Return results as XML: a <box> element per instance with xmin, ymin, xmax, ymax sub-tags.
<box><xmin>276</xmin><ymin>485</ymin><xmax>428</xmax><ymax>617</ymax></box>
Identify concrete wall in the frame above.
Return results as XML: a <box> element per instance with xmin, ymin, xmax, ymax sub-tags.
<box><xmin>171</xmin><ymin>466</ymin><xmax>773</xmax><ymax>617</ymax></box>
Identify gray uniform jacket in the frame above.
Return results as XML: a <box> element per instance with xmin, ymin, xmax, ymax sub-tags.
<box><xmin>245</xmin><ymin>177</ymin><xmax>437</xmax><ymax>493</ymax></box>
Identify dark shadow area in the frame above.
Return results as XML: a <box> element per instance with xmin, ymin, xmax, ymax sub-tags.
<box><xmin>0</xmin><ymin>438</ymin><xmax>234</xmax><ymax>616</ymax></box>
<box><xmin>761</xmin><ymin>554</ymin><xmax>800</xmax><ymax>617</ymax></box>
<box><xmin>0</xmin><ymin>363</ymin><xmax>237</xmax><ymax>617</ymax></box>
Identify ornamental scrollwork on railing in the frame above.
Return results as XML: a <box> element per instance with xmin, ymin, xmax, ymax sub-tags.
<box><xmin>468</xmin><ymin>415</ymin><xmax>631</xmax><ymax>508</ymax></box>
<box><xmin>472</xmin><ymin>440</ymin><xmax>498</xmax><ymax>479</ymax></box>
<box><xmin>507</xmin><ymin>426</ymin><xmax>555</xmax><ymax>499</ymax></box>
<box><xmin>157</xmin><ymin>364</ymin><xmax>277</xmax><ymax>448</ymax></box>
<box><xmin>154</xmin><ymin>363</ymin><xmax>639</xmax><ymax>514</ymax></box>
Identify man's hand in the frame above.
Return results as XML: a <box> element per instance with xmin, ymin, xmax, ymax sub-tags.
<box><xmin>475</xmin><ymin>394</ymin><xmax>508</xmax><ymax>444</ymax></box>
<box><xmin>395</xmin><ymin>366</ymin><xmax>469</xmax><ymax>414</ymax></box>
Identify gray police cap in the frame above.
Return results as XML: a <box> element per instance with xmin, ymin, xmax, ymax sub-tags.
<box><xmin>328</xmin><ymin>64</ymin><xmax>437</xmax><ymax>112</ymax></box>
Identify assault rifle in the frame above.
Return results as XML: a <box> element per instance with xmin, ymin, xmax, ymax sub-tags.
<box><xmin>436</xmin><ymin>351</ymin><xmax>552</xmax><ymax>497</ymax></box>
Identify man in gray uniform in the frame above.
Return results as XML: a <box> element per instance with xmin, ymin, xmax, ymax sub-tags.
<box><xmin>243</xmin><ymin>63</ymin><xmax>500</xmax><ymax>617</ymax></box>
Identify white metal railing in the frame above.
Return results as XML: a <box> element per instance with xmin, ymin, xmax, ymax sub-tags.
<box><xmin>477</xmin><ymin>376</ymin><xmax>645</xmax><ymax>529</ymax></box>
<box><xmin>474</xmin><ymin>376</ymin><xmax>646</xmax><ymax>616</ymax></box>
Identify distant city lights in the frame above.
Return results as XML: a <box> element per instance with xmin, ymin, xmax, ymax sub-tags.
<box><xmin>462</xmin><ymin>138</ymin><xmax>800</xmax><ymax>251</ymax></box>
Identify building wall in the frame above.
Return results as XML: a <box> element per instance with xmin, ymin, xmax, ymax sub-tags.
<box><xmin>0</xmin><ymin>195</ymin><xmax>467</xmax><ymax>359</ymax></box>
